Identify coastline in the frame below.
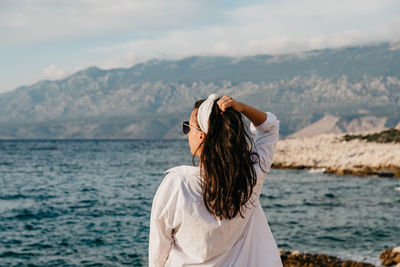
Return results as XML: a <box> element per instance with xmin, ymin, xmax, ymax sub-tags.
<box><xmin>272</xmin><ymin>133</ymin><xmax>400</xmax><ymax>178</ymax></box>
<box><xmin>279</xmin><ymin>249</ymin><xmax>375</xmax><ymax>267</ymax></box>
<box><xmin>272</xmin><ymin>163</ymin><xmax>400</xmax><ymax>178</ymax></box>
<box><xmin>279</xmin><ymin>246</ymin><xmax>400</xmax><ymax>267</ymax></box>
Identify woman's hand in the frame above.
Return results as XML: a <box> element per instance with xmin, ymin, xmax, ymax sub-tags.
<box><xmin>217</xmin><ymin>96</ymin><xmax>242</xmax><ymax>113</ymax></box>
<box><xmin>218</xmin><ymin>95</ymin><xmax>267</xmax><ymax>127</ymax></box>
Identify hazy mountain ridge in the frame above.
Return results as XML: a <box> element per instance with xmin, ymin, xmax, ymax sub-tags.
<box><xmin>0</xmin><ymin>42</ymin><xmax>399</xmax><ymax>139</ymax></box>
<box><xmin>287</xmin><ymin>115</ymin><xmax>390</xmax><ymax>139</ymax></box>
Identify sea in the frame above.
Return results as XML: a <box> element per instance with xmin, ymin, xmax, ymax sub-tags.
<box><xmin>0</xmin><ymin>139</ymin><xmax>399</xmax><ymax>267</ymax></box>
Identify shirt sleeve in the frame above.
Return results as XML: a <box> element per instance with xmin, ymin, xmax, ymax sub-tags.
<box><xmin>249</xmin><ymin>112</ymin><xmax>280</xmax><ymax>194</ymax></box>
<box><xmin>148</xmin><ymin>174</ymin><xmax>181</xmax><ymax>267</ymax></box>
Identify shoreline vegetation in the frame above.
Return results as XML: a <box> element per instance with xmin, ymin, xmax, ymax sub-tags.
<box><xmin>272</xmin><ymin>129</ymin><xmax>400</xmax><ymax>178</ymax></box>
<box><xmin>341</xmin><ymin>129</ymin><xmax>400</xmax><ymax>144</ymax></box>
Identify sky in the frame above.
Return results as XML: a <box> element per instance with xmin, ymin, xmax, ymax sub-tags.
<box><xmin>1</xmin><ymin>0</ymin><xmax>399</xmax><ymax>94</ymax></box>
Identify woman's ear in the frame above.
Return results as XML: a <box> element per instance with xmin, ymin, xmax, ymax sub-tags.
<box><xmin>199</xmin><ymin>132</ymin><xmax>206</xmax><ymax>140</ymax></box>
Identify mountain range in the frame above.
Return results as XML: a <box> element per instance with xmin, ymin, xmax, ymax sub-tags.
<box><xmin>0</xmin><ymin>41</ymin><xmax>399</xmax><ymax>139</ymax></box>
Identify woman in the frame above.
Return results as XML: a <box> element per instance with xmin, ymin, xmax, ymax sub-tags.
<box><xmin>149</xmin><ymin>94</ymin><xmax>282</xmax><ymax>267</ymax></box>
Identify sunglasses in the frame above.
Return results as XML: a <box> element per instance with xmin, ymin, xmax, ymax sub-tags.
<box><xmin>182</xmin><ymin>121</ymin><xmax>202</xmax><ymax>134</ymax></box>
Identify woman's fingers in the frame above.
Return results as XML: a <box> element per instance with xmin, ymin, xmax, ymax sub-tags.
<box><xmin>217</xmin><ymin>97</ymin><xmax>229</xmax><ymax>111</ymax></box>
<box><xmin>217</xmin><ymin>96</ymin><xmax>235</xmax><ymax>112</ymax></box>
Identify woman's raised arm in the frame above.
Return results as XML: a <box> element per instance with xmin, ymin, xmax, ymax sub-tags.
<box><xmin>217</xmin><ymin>96</ymin><xmax>267</xmax><ymax>126</ymax></box>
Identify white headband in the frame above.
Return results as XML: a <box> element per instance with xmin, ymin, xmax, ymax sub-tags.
<box><xmin>197</xmin><ymin>93</ymin><xmax>219</xmax><ymax>133</ymax></box>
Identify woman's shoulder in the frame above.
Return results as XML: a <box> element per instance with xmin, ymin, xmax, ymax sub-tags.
<box><xmin>160</xmin><ymin>165</ymin><xmax>202</xmax><ymax>202</ymax></box>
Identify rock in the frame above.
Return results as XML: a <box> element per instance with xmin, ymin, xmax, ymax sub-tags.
<box><xmin>380</xmin><ymin>247</ymin><xmax>400</xmax><ymax>266</ymax></box>
<box><xmin>291</xmin><ymin>250</ymin><xmax>301</xmax><ymax>256</ymax></box>
<box><xmin>396</xmin><ymin>123</ymin><xmax>400</xmax><ymax>130</ymax></box>
<box><xmin>273</xmin><ymin>132</ymin><xmax>400</xmax><ymax>178</ymax></box>
<box><xmin>279</xmin><ymin>249</ymin><xmax>374</xmax><ymax>267</ymax></box>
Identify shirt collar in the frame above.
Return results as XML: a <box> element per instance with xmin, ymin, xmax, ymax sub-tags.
<box><xmin>164</xmin><ymin>165</ymin><xmax>201</xmax><ymax>176</ymax></box>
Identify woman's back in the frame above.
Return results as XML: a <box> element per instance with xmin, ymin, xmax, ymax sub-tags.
<box><xmin>149</xmin><ymin>110</ymin><xmax>282</xmax><ymax>267</ymax></box>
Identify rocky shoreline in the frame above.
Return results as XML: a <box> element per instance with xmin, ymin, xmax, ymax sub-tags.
<box><xmin>379</xmin><ymin>247</ymin><xmax>400</xmax><ymax>266</ymax></box>
<box><xmin>280</xmin><ymin>246</ymin><xmax>400</xmax><ymax>267</ymax></box>
<box><xmin>272</xmin><ymin>131</ymin><xmax>400</xmax><ymax>178</ymax></box>
<box><xmin>279</xmin><ymin>249</ymin><xmax>375</xmax><ymax>267</ymax></box>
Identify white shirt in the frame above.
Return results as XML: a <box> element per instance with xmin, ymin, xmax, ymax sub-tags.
<box><xmin>149</xmin><ymin>112</ymin><xmax>282</xmax><ymax>267</ymax></box>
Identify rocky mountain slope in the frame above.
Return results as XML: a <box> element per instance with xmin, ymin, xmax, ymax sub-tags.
<box><xmin>0</xmin><ymin>41</ymin><xmax>399</xmax><ymax>139</ymax></box>
<box><xmin>287</xmin><ymin>115</ymin><xmax>390</xmax><ymax>138</ymax></box>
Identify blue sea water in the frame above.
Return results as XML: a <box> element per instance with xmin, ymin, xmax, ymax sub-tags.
<box><xmin>0</xmin><ymin>139</ymin><xmax>399</xmax><ymax>266</ymax></box>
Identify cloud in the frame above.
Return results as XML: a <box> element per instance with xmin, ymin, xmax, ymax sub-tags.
<box><xmin>0</xmin><ymin>0</ymin><xmax>210</xmax><ymax>48</ymax></box>
<box><xmin>41</xmin><ymin>65</ymin><xmax>69</xmax><ymax>80</ymax></box>
<box><xmin>87</xmin><ymin>0</ymin><xmax>400</xmax><ymax>69</ymax></box>
<box><xmin>98</xmin><ymin>51</ymin><xmax>145</xmax><ymax>69</ymax></box>
<box><xmin>2</xmin><ymin>0</ymin><xmax>398</xmax><ymax>50</ymax></box>
<box><xmin>1</xmin><ymin>0</ymin><xmax>400</xmax><ymax>93</ymax></box>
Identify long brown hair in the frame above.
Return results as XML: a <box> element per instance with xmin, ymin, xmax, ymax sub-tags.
<box><xmin>192</xmin><ymin>97</ymin><xmax>264</xmax><ymax>220</ymax></box>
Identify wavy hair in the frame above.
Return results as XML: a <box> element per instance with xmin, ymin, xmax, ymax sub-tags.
<box><xmin>192</xmin><ymin>97</ymin><xmax>264</xmax><ymax>220</ymax></box>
